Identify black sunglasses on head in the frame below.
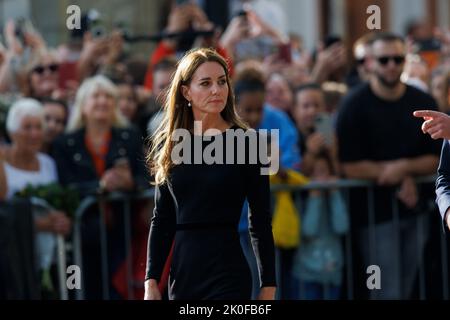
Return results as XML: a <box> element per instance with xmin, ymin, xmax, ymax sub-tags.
<box><xmin>32</xmin><ymin>64</ymin><xmax>59</xmax><ymax>75</ymax></box>
<box><xmin>376</xmin><ymin>55</ymin><xmax>405</xmax><ymax>66</ymax></box>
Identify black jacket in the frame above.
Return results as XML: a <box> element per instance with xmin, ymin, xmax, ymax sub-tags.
<box><xmin>52</xmin><ymin>126</ymin><xmax>149</xmax><ymax>194</ymax></box>
<box><xmin>436</xmin><ymin>140</ymin><xmax>450</xmax><ymax>230</ymax></box>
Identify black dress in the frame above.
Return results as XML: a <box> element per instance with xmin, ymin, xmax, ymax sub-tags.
<box><xmin>145</xmin><ymin>128</ymin><xmax>276</xmax><ymax>300</ymax></box>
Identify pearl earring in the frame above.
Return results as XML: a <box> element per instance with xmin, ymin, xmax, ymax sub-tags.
<box><xmin>188</xmin><ymin>101</ymin><xmax>192</xmax><ymax>107</ymax></box>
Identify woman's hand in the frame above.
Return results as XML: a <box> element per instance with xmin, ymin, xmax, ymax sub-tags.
<box><xmin>190</xmin><ymin>4</ymin><xmax>214</xmax><ymax>32</ymax></box>
<box><xmin>219</xmin><ymin>15</ymin><xmax>249</xmax><ymax>52</ymax></box>
<box><xmin>144</xmin><ymin>279</ymin><xmax>162</xmax><ymax>300</ymax></box>
<box><xmin>103</xmin><ymin>31</ymin><xmax>124</xmax><ymax>66</ymax></box>
<box><xmin>78</xmin><ymin>32</ymin><xmax>109</xmax><ymax>79</ymax></box>
<box><xmin>23</xmin><ymin>29</ymin><xmax>46</xmax><ymax>51</ymax></box>
<box><xmin>257</xmin><ymin>286</ymin><xmax>276</xmax><ymax>300</ymax></box>
<box><xmin>311</xmin><ymin>42</ymin><xmax>347</xmax><ymax>83</ymax></box>
<box><xmin>101</xmin><ymin>161</ymin><xmax>134</xmax><ymax>192</ymax></box>
<box><xmin>246</xmin><ymin>11</ymin><xmax>287</xmax><ymax>44</ymax></box>
<box><xmin>49</xmin><ymin>211</ymin><xmax>72</xmax><ymax>236</ymax></box>
<box><xmin>306</xmin><ymin>132</ymin><xmax>326</xmax><ymax>156</ymax></box>
<box><xmin>35</xmin><ymin>211</ymin><xmax>71</xmax><ymax>235</ymax></box>
<box><xmin>163</xmin><ymin>4</ymin><xmax>192</xmax><ymax>49</ymax></box>
<box><xmin>4</xmin><ymin>20</ymin><xmax>23</xmax><ymax>56</ymax></box>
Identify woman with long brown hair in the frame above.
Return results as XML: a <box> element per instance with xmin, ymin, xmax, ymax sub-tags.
<box><xmin>144</xmin><ymin>48</ymin><xmax>276</xmax><ymax>300</ymax></box>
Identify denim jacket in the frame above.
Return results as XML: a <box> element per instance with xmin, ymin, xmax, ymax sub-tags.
<box><xmin>292</xmin><ymin>190</ymin><xmax>349</xmax><ymax>286</ymax></box>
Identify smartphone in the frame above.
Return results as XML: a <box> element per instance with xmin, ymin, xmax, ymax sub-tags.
<box><xmin>14</xmin><ymin>18</ymin><xmax>26</xmax><ymax>46</ymax></box>
<box><xmin>315</xmin><ymin>113</ymin><xmax>334</xmax><ymax>146</ymax></box>
<box><xmin>58</xmin><ymin>61</ymin><xmax>79</xmax><ymax>90</ymax></box>
<box><xmin>277</xmin><ymin>43</ymin><xmax>292</xmax><ymax>64</ymax></box>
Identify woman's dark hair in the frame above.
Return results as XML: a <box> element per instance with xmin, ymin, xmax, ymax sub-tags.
<box><xmin>39</xmin><ymin>98</ymin><xmax>68</xmax><ymax>124</ymax></box>
<box><xmin>293</xmin><ymin>83</ymin><xmax>323</xmax><ymax>104</ymax></box>
<box><xmin>233</xmin><ymin>68</ymin><xmax>266</xmax><ymax>103</ymax></box>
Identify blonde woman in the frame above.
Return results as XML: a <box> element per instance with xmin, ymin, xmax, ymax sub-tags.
<box><xmin>52</xmin><ymin>75</ymin><xmax>147</xmax><ymax>299</ymax></box>
<box><xmin>52</xmin><ymin>75</ymin><xmax>146</xmax><ymax>191</ymax></box>
<box><xmin>144</xmin><ymin>48</ymin><xmax>276</xmax><ymax>300</ymax></box>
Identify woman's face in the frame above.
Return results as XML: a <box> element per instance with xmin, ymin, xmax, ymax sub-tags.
<box><xmin>117</xmin><ymin>84</ymin><xmax>138</xmax><ymax>121</ymax></box>
<box><xmin>12</xmin><ymin>116</ymin><xmax>44</xmax><ymax>153</ymax></box>
<box><xmin>182</xmin><ymin>61</ymin><xmax>229</xmax><ymax>117</ymax></box>
<box><xmin>43</xmin><ymin>102</ymin><xmax>66</xmax><ymax>144</ymax></box>
<box><xmin>236</xmin><ymin>91</ymin><xmax>265</xmax><ymax>129</ymax></box>
<box><xmin>29</xmin><ymin>56</ymin><xmax>59</xmax><ymax>98</ymax></box>
<box><xmin>265</xmin><ymin>76</ymin><xmax>293</xmax><ymax>112</ymax></box>
<box><xmin>293</xmin><ymin>89</ymin><xmax>324</xmax><ymax>130</ymax></box>
<box><xmin>83</xmin><ymin>88</ymin><xmax>116</xmax><ymax>125</ymax></box>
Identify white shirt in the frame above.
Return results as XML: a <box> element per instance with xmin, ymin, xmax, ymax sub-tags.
<box><xmin>4</xmin><ymin>153</ymin><xmax>58</xmax><ymax>199</ymax></box>
<box><xmin>3</xmin><ymin>152</ymin><xmax>59</xmax><ymax>270</ymax></box>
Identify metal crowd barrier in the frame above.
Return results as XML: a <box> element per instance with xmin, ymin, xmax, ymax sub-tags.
<box><xmin>14</xmin><ymin>174</ymin><xmax>445</xmax><ymax>300</ymax></box>
<box><xmin>29</xmin><ymin>197</ymin><xmax>69</xmax><ymax>300</ymax></box>
<box><xmin>270</xmin><ymin>175</ymin><xmax>441</xmax><ymax>300</ymax></box>
<box><xmin>71</xmin><ymin>188</ymin><xmax>155</xmax><ymax>300</ymax></box>
<box><xmin>5</xmin><ymin>189</ymin><xmax>154</xmax><ymax>300</ymax></box>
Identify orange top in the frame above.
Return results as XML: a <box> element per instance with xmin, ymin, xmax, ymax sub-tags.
<box><xmin>85</xmin><ymin>131</ymin><xmax>112</xmax><ymax>177</ymax></box>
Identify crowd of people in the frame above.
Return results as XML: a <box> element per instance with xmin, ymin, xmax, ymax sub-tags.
<box><xmin>1</xmin><ymin>1</ymin><xmax>450</xmax><ymax>300</ymax></box>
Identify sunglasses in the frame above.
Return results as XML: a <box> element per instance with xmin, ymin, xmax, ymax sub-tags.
<box><xmin>376</xmin><ymin>55</ymin><xmax>405</xmax><ymax>66</ymax></box>
<box><xmin>32</xmin><ymin>64</ymin><xmax>59</xmax><ymax>75</ymax></box>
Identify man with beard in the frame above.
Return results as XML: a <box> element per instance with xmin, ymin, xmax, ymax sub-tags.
<box><xmin>336</xmin><ymin>33</ymin><xmax>441</xmax><ymax>299</ymax></box>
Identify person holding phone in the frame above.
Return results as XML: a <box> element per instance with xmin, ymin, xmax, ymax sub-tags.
<box><xmin>292</xmin><ymin>83</ymin><xmax>338</xmax><ymax>176</ymax></box>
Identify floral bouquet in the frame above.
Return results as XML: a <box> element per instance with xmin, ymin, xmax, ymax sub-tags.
<box><xmin>14</xmin><ymin>182</ymin><xmax>80</xmax><ymax>218</ymax></box>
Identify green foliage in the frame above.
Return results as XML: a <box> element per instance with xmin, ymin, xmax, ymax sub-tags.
<box><xmin>15</xmin><ymin>183</ymin><xmax>80</xmax><ymax>218</ymax></box>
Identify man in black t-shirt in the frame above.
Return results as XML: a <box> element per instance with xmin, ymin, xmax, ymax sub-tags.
<box><xmin>336</xmin><ymin>33</ymin><xmax>441</xmax><ymax>299</ymax></box>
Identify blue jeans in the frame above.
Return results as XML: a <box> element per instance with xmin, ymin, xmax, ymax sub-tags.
<box><xmin>356</xmin><ymin>214</ymin><xmax>429</xmax><ymax>299</ymax></box>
